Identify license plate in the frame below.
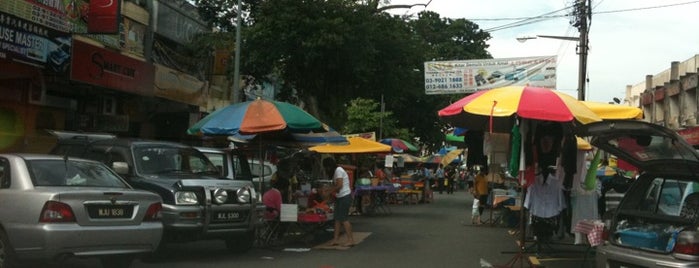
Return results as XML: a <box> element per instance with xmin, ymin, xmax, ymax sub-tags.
<box><xmin>87</xmin><ymin>205</ymin><xmax>133</xmax><ymax>219</ymax></box>
<box><xmin>215</xmin><ymin>211</ymin><xmax>241</xmax><ymax>221</ymax></box>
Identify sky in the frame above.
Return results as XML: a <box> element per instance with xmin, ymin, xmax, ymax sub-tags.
<box><xmin>384</xmin><ymin>0</ymin><xmax>699</xmax><ymax>103</ymax></box>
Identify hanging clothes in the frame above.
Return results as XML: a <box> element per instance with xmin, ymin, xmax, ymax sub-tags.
<box><xmin>524</xmin><ymin>172</ymin><xmax>566</xmax><ymax>218</ymax></box>
<box><xmin>570</xmin><ymin>149</ymin><xmax>600</xmax><ymax>240</ymax></box>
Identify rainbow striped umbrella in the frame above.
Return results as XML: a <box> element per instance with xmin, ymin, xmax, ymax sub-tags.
<box><xmin>188</xmin><ymin>98</ymin><xmax>325</xmax><ymax>135</ymax></box>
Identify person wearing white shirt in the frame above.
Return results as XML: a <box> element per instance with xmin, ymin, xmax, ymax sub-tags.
<box><xmin>323</xmin><ymin>157</ymin><xmax>355</xmax><ymax>247</ymax></box>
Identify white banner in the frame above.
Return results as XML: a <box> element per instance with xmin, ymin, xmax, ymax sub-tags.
<box><xmin>424</xmin><ymin>56</ymin><xmax>557</xmax><ymax>95</ymax></box>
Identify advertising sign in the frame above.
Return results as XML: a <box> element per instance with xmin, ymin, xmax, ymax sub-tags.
<box><xmin>70</xmin><ymin>39</ymin><xmax>154</xmax><ymax>96</ymax></box>
<box><xmin>154</xmin><ymin>64</ymin><xmax>206</xmax><ymax>106</ymax></box>
<box><xmin>424</xmin><ymin>56</ymin><xmax>557</xmax><ymax>95</ymax></box>
<box><xmin>154</xmin><ymin>0</ymin><xmax>208</xmax><ymax>44</ymax></box>
<box><xmin>0</xmin><ymin>12</ymin><xmax>71</xmax><ymax>72</ymax></box>
<box><xmin>87</xmin><ymin>0</ymin><xmax>120</xmax><ymax>33</ymax></box>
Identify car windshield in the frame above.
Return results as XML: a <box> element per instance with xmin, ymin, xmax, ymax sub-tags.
<box><xmin>133</xmin><ymin>145</ymin><xmax>219</xmax><ymax>176</ymax></box>
<box><xmin>28</xmin><ymin>159</ymin><xmax>128</xmax><ymax>188</ymax></box>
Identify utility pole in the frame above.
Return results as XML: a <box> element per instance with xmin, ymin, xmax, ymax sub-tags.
<box><xmin>232</xmin><ymin>0</ymin><xmax>242</xmax><ymax>103</ymax></box>
<box><xmin>574</xmin><ymin>0</ymin><xmax>590</xmax><ymax>101</ymax></box>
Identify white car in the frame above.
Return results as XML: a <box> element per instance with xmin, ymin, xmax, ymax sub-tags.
<box><xmin>249</xmin><ymin>159</ymin><xmax>277</xmax><ymax>190</ymax></box>
<box><xmin>0</xmin><ymin>154</ymin><xmax>163</xmax><ymax>268</ymax></box>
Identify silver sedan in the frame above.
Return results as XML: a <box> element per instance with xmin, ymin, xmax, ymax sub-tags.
<box><xmin>0</xmin><ymin>154</ymin><xmax>163</xmax><ymax>268</ymax></box>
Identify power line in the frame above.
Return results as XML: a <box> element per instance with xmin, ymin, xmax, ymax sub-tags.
<box><xmin>482</xmin><ymin>6</ymin><xmax>575</xmax><ymax>32</ymax></box>
<box><xmin>461</xmin><ymin>0</ymin><xmax>699</xmax><ymax>33</ymax></box>
<box><xmin>594</xmin><ymin>0</ymin><xmax>699</xmax><ymax>14</ymax></box>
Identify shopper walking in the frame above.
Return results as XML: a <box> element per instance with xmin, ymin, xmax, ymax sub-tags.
<box><xmin>436</xmin><ymin>164</ymin><xmax>445</xmax><ymax>194</ymax></box>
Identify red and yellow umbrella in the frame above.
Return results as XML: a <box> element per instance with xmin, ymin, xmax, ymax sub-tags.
<box><xmin>438</xmin><ymin>86</ymin><xmax>602</xmax><ymax>133</ymax></box>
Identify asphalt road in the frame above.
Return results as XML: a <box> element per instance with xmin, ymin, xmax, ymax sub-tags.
<box><xmin>60</xmin><ymin>188</ymin><xmax>596</xmax><ymax>267</ymax></box>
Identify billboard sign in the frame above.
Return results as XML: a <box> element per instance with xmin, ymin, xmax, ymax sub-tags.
<box><xmin>424</xmin><ymin>56</ymin><xmax>557</xmax><ymax>95</ymax></box>
<box><xmin>70</xmin><ymin>39</ymin><xmax>154</xmax><ymax>96</ymax></box>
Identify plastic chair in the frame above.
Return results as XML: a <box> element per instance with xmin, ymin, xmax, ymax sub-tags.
<box><xmin>254</xmin><ymin>207</ymin><xmax>282</xmax><ymax>248</ymax></box>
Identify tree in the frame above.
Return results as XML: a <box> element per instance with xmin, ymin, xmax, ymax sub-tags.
<box><xmin>193</xmin><ymin>1</ymin><xmax>492</xmax><ymax>152</ymax></box>
<box><xmin>343</xmin><ymin>98</ymin><xmax>410</xmax><ymax>141</ymax></box>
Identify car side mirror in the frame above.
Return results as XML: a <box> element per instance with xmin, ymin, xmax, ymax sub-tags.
<box><xmin>112</xmin><ymin>162</ymin><xmax>129</xmax><ymax>175</ymax></box>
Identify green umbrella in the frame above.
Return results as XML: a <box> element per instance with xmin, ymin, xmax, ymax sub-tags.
<box><xmin>446</xmin><ymin>133</ymin><xmax>465</xmax><ymax>143</ymax></box>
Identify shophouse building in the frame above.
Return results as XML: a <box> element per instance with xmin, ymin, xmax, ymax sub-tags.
<box><xmin>0</xmin><ymin>0</ymin><xmax>232</xmax><ymax>153</ymax></box>
<box><xmin>625</xmin><ymin>55</ymin><xmax>699</xmax><ymax>146</ymax></box>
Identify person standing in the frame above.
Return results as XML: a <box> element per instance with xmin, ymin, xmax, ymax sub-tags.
<box><xmin>447</xmin><ymin>166</ymin><xmax>456</xmax><ymax>194</ymax></box>
<box><xmin>473</xmin><ymin>168</ymin><xmax>490</xmax><ymax>224</ymax></box>
<box><xmin>435</xmin><ymin>164</ymin><xmax>445</xmax><ymax>194</ymax></box>
<box><xmin>323</xmin><ymin>157</ymin><xmax>355</xmax><ymax>247</ymax></box>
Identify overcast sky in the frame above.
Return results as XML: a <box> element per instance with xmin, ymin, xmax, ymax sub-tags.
<box><xmin>384</xmin><ymin>0</ymin><xmax>699</xmax><ymax>103</ymax></box>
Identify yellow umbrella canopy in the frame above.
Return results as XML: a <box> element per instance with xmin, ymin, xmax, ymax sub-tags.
<box><xmin>576</xmin><ymin>137</ymin><xmax>592</xmax><ymax>150</ymax></box>
<box><xmin>581</xmin><ymin>101</ymin><xmax>643</xmax><ymax>120</ymax></box>
<box><xmin>309</xmin><ymin>137</ymin><xmax>391</xmax><ymax>154</ymax></box>
<box><xmin>440</xmin><ymin>149</ymin><xmax>464</xmax><ymax>166</ymax></box>
<box><xmin>394</xmin><ymin>153</ymin><xmax>422</xmax><ymax>163</ymax></box>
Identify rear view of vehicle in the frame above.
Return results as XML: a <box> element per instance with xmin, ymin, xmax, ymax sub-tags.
<box><xmin>0</xmin><ymin>154</ymin><xmax>163</xmax><ymax>268</ymax></box>
<box><xmin>575</xmin><ymin>120</ymin><xmax>699</xmax><ymax>268</ymax></box>
<box><xmin>50</xmin><ymin>134</ymin><xmax>259</xmax><ymax>252</ymax></box>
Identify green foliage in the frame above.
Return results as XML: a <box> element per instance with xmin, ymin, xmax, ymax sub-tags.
<box><xmin>193</xmin><ymin>0</ymin><xmax>492</xmax><ymax>152</ymax></box>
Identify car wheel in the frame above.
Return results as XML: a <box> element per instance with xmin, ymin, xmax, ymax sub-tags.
<box><xmin>225</xmin><ymin>231</ymin><xmax>254</xmax><ymax>253</ymax></box>
<box><xmin>0</xmin><ymin>231</ymin><xmax>18</xmax><ymax>268</ymax></box>
<box><xmin>100</xmin><ymin>255</ymin><xmax>134</xmax><ymax>268</ymax></box>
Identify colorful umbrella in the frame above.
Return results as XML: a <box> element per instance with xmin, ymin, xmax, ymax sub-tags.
<box><xmin>309</xmin><ymin>137</ymin><xmax>391</xmax><ymax>154</ymax></box>
<box><xmin>581</xmin><ymin>101</ymin><xmax>644</xmax><ymax>120</ymax></box>
<box><xmin>422</xmin><ymin>154</ymin><xmax>443</xmax><ymax>165</ymax></box>
<box><xmin>379</xmin><ymin>138</ymin><xmax>419</xmax><ymax>153</ymax></box>
<box><xmin>394</xmin><ymin>153</ymin><xmax>422</xmax><ymax>163</ymax></box>
<box><xmin>188</xmin><ymin>98</ymin><xmax>325</xmax><ymax>135</ymax></box>
<box><xmin>440</xmin><ymin>149</ymin><xmax>464</xmax><ymax>166</ymax></box>
<box><xmin>438</xmin><ymin>86</ymin><xmax>602</xmax><ymax>133</ymax></box>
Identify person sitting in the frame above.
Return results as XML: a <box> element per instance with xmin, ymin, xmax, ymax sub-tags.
<box><xmin>262</xmin><ymin>180</ymin><xmax>283</xmax><ymax>220</ymax></box>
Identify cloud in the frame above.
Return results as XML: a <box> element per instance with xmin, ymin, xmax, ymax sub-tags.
<box><xmin>386</xmin><ymin>0</ymin><xmax>699</xmax><ymax>102</ymax></box>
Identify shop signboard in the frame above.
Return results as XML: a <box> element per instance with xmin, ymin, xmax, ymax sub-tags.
<box><xmin>0</xmin><ymin>12</ymin><xmax>71</xmax><ymax>72</ymax></box>
<box><xmin>423</xmin><ymin>55</ymin><xmax>557</xmax><ymax>95</ymax></box>
<box><xmin>154</xmin><ymin>64</ymin><xmax>206</xmax><ymax>106</ymax></box>
<box><xmin>87</xmin><ymin>0</ymin><xmax>120</xmax><ymax>33</ymax></box>
<box><xmin>154</xmin><ymin>0</ymin><xmax>208</xmax><ymax>44</ymax></box>
<box><xmin>70</xmin><ymin>39</ymin><xmax>154</xmax><ymax>96</ymax></box>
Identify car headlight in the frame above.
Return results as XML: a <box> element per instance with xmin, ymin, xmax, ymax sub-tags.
<box><xmin>212</xmin><ymin>188</ymin><xmax>228</xmax><ymax>204</ymax></box>
<box><xmin>237</xmin><ymin>187</ymin><xmax>251</xmax><ymax>203</ymax></box>
<box><xmin>175</xmin><ymin>191</ymin><xmax>199</xmax><ymax>205</ymax></box>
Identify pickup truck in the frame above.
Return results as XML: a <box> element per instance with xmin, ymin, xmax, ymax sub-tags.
<box><xmin>48</xmin><ymin>131</ymin><xmax>258</xmax><ymax>252</ymax></box>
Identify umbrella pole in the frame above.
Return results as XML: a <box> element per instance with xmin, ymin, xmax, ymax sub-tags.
<box><xmin>258</xmin><ymin>142</ymin><xmax>264</xmax><ymax>195</ymax></box>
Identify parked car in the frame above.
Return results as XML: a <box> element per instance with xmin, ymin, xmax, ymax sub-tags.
<box><xmin>49</xmin><ymin>131</ymin><xmax>259</xmax><ymax>252</ymax></box>
<box><xmin>0</xmin><ymin>154</ymin><xmax>163</xmax><ymax>268</ymax></box>
<box><xmin>575</xmin><ymin>120</ymin><xmax>699</xmax><ymax>267</ymax></box>
<box><xmin>250</xmin><ymin>159</ymin><xmax>277</xmax><ymax>190</ymax></box>
<box><xmin>194</xmin><ymin>147</ymin><xmax>277</xmax><ymax>191</ymax></box>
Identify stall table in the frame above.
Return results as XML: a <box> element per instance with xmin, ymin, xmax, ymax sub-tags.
<box><xmin>354</xmin><ymin>185</ymin><xmax>395</xmax><ymax>215</ymax></box>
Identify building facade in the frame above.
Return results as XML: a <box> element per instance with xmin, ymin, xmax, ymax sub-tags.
<box><xmin>625</xmin><ymin>55</ymin><xmax>699</xmax><ymax>146</ymax></box>
<box><xmin>0</xmin><ymin>0</ymin><xmax>233</xmax><ymax>153</ymax></box>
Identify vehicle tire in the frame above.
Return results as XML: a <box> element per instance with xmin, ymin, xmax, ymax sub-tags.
<box><xmin>0</xmin><ymin>230</ymin><xmax>18</xmax><ymax>268</ymax></box>
<box><xmin>225</xmin><ymin>231</ymin><xmax>254</xmax><ymax>253</ymax></box>
<box><xmin>100</xmin><ymin>255</ymin><xmax>134</xmax><ymax>268</ymax></box>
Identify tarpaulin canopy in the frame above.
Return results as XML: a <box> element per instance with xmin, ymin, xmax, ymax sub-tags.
<box><xmin>309</xmin><ymin>137</ymin><xmax>391</xmax><ymax>154</ymax></box>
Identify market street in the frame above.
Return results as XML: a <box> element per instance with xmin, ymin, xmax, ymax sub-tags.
<box><xmin>127</xmin><ymin>189</ymin><xmax>593</xmax><ymax>268</ymax></box>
